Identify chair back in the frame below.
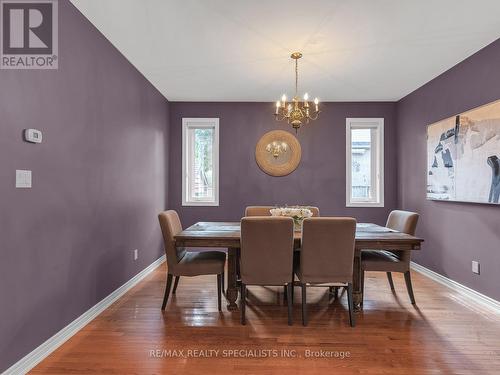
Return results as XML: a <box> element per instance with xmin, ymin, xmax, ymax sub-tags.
<box><xmin>245</xmin><ymin>206</ymin><xmax>274</xmax><ymax>216</ymax></box>
<box><xmin>245</xmin><ymin>206</ymin><xmax>320</xmax><ymax>217</ymax></box>
<box><xmin>158</xmin><ymin>210</ymin><xmax>186</xmax><ymax>270</ymax></box>
<box><xmin>240</xmin><ymin>217</ymin><xmax>294</xmax><ymax>285</ymax></box>
<box><xmin>386</xmin><ymin>210</ymin><xmax>419</xmax><ymax>264</ymax></box>
<box><xmin>386</xmin><ymin>210</ymin><xmax>419</xmax><ymax>235</ymax></box>
<box><xmin>300</xmin><ymin>217</ymin><xmax>357</xmax><ymax>284</ymax></box>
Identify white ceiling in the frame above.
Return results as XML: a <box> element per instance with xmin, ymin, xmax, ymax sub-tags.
<box><xmin>70</xmin><ymin>0</ymin><xmax>500</xmax><ymax>102</ymax></box>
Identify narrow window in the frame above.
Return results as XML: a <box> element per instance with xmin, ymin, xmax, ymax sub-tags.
<box><xmin>182</xmin><ymin>118</ymin><xmax>219</xmax><ymax>206</ymax></box>
<box><xmin>346</xmin><ymin>118</ymin><xmax>384</xmax><ymax>207</ymax></box>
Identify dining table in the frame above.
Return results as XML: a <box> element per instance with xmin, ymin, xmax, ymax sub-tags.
<box><xmin>174</xmin><ymin>222</ymin><xmax>423</xmax><ymax>312</ymax></box>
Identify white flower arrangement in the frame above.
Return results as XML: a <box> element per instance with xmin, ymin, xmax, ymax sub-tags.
<box><xmin>269</xmin><ymin>206</ymin><xmax>313</xmax><ymax>231</ymax></box>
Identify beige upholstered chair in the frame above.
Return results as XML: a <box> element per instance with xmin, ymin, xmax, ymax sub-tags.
<box><xmin>294</xmin><ymin>217</ymin><xmax>357</xmax><ymax>327</ymax></box>
<box><xmin>240</xmin><ymin>216</ymin><xmax>295</xmax><ymax>325</ymax></box>
<box><xmin>361</xmin><ymin>210</ymin><xmax>419</xmax><ymax>305</ymax></box>
<box><xmin>245</xmin><ymin>206</ymin><xmax>320</xmax><ymax>217</ymax></box>
<box><xmin>244</xmin><ymin>205</ymin><xmax>320</xmax><ymax>300</ymax></box>
<box><xmin>245</xmin><ymin>206</ymin><xmax>274</xmax><ymax>216</ymax></box>
<box><xmin>158</xmin><ymin>210</ymin><xmax>226</xmax><ymax>311</ymax></box>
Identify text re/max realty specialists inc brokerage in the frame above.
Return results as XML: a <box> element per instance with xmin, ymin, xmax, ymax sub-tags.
<box><xmin>149</xmin><ymin>348</ymin><xmax>351</xmax><ymax>359</ymax></box>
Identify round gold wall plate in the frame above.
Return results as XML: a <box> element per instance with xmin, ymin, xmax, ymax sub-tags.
<box><xmin>255</xmin><ymin>130</ymin><xmax>301</xmax><ymax>176</ymax></box>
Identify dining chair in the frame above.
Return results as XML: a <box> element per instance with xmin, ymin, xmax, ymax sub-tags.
<box><xmin>244</xmin><ymin>205</ymin><xmax>320</xmax><ymax>300</ymax></box>
<box><xmin>158</xmin><ymin>210</ymin><xmax>226</xmax><ymax>311</ymax></box>
<box><xmin>240</xmin><ymin>216</ymin><xmax>295</xmax><ymax>325</ymax></box>
<box><xmin>245</xmin><ymin>206</ymin><xmax>320</xmax><ymax>217</ymax></box>
<box><xmin>361</xmin><ymin>210</ymin><xmax>419</xmax><ymax>305</ymax></box>
<box><xmin>294</xmin><ymin>217</ymin><xmax>357</xmax><ymax>327</ymax></box>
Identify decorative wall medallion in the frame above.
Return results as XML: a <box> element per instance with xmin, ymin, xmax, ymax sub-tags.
<box><xmin>255</xmin><ymin>130</ymin><xmax>301</xmax><ymax>176</ymax></box>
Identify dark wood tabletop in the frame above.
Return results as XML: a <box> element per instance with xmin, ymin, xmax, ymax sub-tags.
<box><xmin>175</xmin><ymin>222</ymin><xmax>423</xmax><ymax>250</ymax></box>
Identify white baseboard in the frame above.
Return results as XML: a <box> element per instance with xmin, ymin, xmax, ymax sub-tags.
<box><xmin>410</xmin><ymin>261</ymin><xmax>500</xmax><ymax>314</ymax></box>
<box><xmin>3</xmin><ymin>255</ymin><xmax>166</xmax><ymax>375</ymax></box>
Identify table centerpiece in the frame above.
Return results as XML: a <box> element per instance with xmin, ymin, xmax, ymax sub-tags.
<box><xmin>269</xmin><ymin>206</ymin><xmax>313</xmax><ymax>231</ymax></box>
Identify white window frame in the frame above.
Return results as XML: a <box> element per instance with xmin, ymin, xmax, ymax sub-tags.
<box><xmin>182</xmin><ymin>118</ymin><xmax>219</xmax><ymax>206</ymax></box>
<box><xmin>346</xmin><ymin>118</ymin><xmax>384</xmax><ymax>207</ymax></box>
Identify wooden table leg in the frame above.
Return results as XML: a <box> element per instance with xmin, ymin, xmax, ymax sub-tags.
<box><xmin>352</xmin><ymin>248</ymin><xmax>362</xmax><ymax>312</ymax></box>
<box><xmin>226</xmin><ymin>247</ymin><xmax>239</xmax><ymax>311</ymax></box>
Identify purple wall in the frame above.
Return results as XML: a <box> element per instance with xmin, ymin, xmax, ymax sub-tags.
<box><xmin>1</xmin><ymin>0</ymin><xmax>497</xmax><ymax>369</ymax></box>
<box><xmin>397</xmin><ymin>39</ymin><xmax>500</xmax><ymax>301</ymax></box>
<box><xmin>0</xmin><ymin>1</ymin><xmax>169</xmax><ymax>371</ymax></box>
<box><xmin>168</xmin><ymin>102</ymin><xmax>398</xmax><ymax>227</ymax></box>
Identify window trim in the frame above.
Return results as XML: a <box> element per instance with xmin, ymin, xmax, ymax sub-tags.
<box><xmin>182</xmin><ymin>118</ymin><xmax>219</xmax><ymax>206</ymax></box>
<box><xmin>345</xmin><ymin>118</ymin><xmax>384</xmax><ymax>207</ymax></box>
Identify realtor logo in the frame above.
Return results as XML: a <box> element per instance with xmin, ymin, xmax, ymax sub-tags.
<box><xmin>1</xmin><ymin>0</ymin><xmax>58</xmax><ymax>69</ymax></box>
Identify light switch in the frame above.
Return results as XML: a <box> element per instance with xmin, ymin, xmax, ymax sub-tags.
<box><xmin>16</xmin><ymin>170</ymin><xmax>32</xmax><ymax>188</ymax></box>
<box><xmin>472</xmin><ymin>260</ymin><xmax>480</xmax><ymax>275</ymax></box>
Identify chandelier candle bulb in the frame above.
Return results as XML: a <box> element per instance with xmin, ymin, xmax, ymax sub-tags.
<box><xmin>275</xmin><ymin>101</ymin><xmax>280</xmax><ymax>114</ymax></box>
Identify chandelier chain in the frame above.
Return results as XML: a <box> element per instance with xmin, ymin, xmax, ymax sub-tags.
<box><xmin>295</xmin><ymin>58</ymin><xmax>298</xmax><ymax>97</ymax></box>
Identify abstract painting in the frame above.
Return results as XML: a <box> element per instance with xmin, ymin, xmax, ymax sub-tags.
<box><xmin>427</xmin><ymin>99</ymin><xmax>500</xmax><ymax>204</ymax></box>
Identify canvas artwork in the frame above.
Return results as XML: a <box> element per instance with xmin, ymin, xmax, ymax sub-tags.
<box><xmin>427</xmin><ymin>99</ymin><xmax>500</xmax><ymax>204</ymax></box>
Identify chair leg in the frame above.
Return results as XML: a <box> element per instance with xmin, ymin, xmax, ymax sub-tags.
<box><xmin>161</xmin><ymin>274</ymin><xmax>173</xmax><ymax>310</ymax></box>
<box><xmin>236</xmin><ymin>249</ymin><xmax>241</xmax><ymax>279</ymax></box>
<box><xmin>287</xmin><ymin>283</ymin><xmax>293</xmax><ymax>326</ymax></box>
<box><xmin>221</xmin><ymin>270</ymin><xmax>225</xmax><ymax>296</ymax></box>
<box><xmin>172</xmin><ymin>276</ymin><xmax>180</xmax><ymax>294</ymax></box>
<box><xmin>217</xmin><ymin>274</ymin><xmax>222</xmax><ymax>312</ymax></box>
<box><xmin>347</xmin><ymin>283</ymin><xmax>355</xmax><ymax>327</ymax></box>
<box><xmin>284</xmin><ymin>285</ymin><xmax>288</xmax><ymax>302</ymax></box>
<box><xmin>290</xmin><ymin>275</ymin><xmax>295</xmax><ymax>304</ymax></box>
<box><xmin>360</xmin><ymin>270</ymin><xmax>365</xmax><ymax>306</ymax></box>
<box><xmin>329</xmin><ymin>286</ymin><xmax>339</xmax><ymax>298</ymax></box>
<box><xmin>387</xmin><ymin>272</ymin><xmax>395</xmax><ymax>291</ymax></box>
<box><xmin>301</xmin><ymin>283</ymin><xmax>307</xmax><ymax>326</ymax></box>
<box><xmin>404</xmin><ymin>271</ymin><xmax>416</xmax><ymax>304</ymax></box>
<box><xmin>240</xmin><ymin>283</ymin><xmax>246</xmax><ymax>325</ymax></box>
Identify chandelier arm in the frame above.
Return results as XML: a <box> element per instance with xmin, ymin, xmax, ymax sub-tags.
<box><xmin>274</xmin><ymin>113</ymin><xmax>288</xmax><ymax>122</ymax></box>
<box><xmin>307</xmin><ymin>111</ymin><xmax>321</xmax><ymax>121</ymax></box>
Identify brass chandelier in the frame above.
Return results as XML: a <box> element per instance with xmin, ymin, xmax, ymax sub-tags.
<box><xmin>274</xmin><ymin>52</ymin><xmax>320</xmax><ymax>132</ymax></box>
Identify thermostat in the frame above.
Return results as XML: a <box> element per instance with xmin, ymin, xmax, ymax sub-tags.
<box><xmin>24</xmin><ymin>129</ymin><xmax>43</xmax><ymax>143</ymax></box>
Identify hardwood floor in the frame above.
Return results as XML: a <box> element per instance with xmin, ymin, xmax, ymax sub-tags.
<box><xmin>32</xmin><ymin>263</ymin><xmax>500</xmax><ymax>374</ymax></box>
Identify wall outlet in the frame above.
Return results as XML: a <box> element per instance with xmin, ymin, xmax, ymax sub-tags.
<box><xmin>16</xmin><ymin>170</ymin><xmax>32</xmax><ymax>188</ymax></box>
<box><xmin>472</xmin><ymin>260</ymin><xmax>480</xmax><ymax>275</ymax></box>
<box><xmin>133</xmin><ymin>249</ymin><xmax>139</xmax><ymax>261</ymax></box>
